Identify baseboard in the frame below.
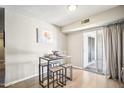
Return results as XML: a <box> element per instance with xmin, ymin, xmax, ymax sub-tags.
<box><xmin>72</xmin><ymin>66</ymin><xmax>83</xmax><ymax>70</ymax></box>
<box><xmin>5</xmin><ymin>74</ymin><xmax>38</xmax><ymax>87</ymax></box>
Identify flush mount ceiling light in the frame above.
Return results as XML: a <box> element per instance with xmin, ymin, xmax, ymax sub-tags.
<box><xmin>67</xmin><ymin>5</ymin><xmax>78</xmax><ymax>12</ymax></box>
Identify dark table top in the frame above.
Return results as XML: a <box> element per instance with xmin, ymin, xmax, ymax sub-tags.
<box><xmin>39</xmin><ymin>56</ymin><xmax>64</xmax><ymax>61</ymax></box>
<box><xmin>39</xmin><ymin>56</ymin><xmax>71</xmax><ymax>61</ymax></box>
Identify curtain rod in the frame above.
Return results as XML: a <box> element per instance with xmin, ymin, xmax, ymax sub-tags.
<box><xmin>83</xmin><ymin>18</ymin><xmax>124</xmax><ymax>31</ymax></box>
<box><xmin>103</xmin><ymin>18</ymin><xmax>124</xmax><ymax>27</ymax></box>
<box><xmin>67</xmin><ymin>18</ymin><xmax>124</xmax><ymax>34</ymax></box>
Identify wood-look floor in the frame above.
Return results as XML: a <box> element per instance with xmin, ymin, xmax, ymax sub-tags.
<box><xmin>7</xmin><ymin>68</ymin><xmax>124</xmax><ymax>88</ymax></box>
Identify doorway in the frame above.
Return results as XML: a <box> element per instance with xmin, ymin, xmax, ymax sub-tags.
<box><xmin>83</xmin><ymin>29</ymin><xmax>105</xmax><ymax>75</ymax></box>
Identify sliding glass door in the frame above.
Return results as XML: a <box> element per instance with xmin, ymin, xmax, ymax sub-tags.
<box><xmin>83</xmin><ymin>28</ymin><xmax>105</xmax><ymax>75</ymax></box>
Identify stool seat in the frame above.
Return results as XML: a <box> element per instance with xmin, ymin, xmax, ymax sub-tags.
<box><xmin>50</xmin><ymin>67</ymin><xmax>63</xmax><ymax>72</ymax></box>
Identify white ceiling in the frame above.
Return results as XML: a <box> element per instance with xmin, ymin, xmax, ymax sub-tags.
<box><xmin>2</xmin><ymin>5</ymin><xmax>118</xmax><ymax>27</ymax></box>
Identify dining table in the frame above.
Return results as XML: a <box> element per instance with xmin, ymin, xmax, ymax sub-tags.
<box><xmin>39</xmin><ymin>55</ymin><xmax>71</xmax><ymax>88</ymax></box>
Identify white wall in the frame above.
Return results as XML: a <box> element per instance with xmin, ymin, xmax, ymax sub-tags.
<box><xmin>62</xmin><ymin>6</ymin><xmax>124</xmax><ymax>33</ymax></box>
<box><xmin>67</xmin><ymin>31</ymin><xmax>83</xmax><ymax>68</ymax></box>
<box><xmin>5</xmin><ymin>8</ymin><xmax>67</xmax><ymax>86</ymax></box>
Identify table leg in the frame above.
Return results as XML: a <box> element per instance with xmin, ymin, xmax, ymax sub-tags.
<box><xmin>65</xmin><ymin>68</ymin><xmax>67</xmax><ymax>85</ymax></box>
<box><xmin>70</xmin><ymin>66</ymin><xmax>72</xmax><ymax>81</ymax></box>
<box><xmin>47</xmin><ymin>61</ymin><xmax>50</xmax><ymax>88</ymax></box>
<box><xmin>42</xmin><ymin>66</ymin><xmax>44</xmax><ymax>83</ymax></box>
<box><xmin>39</xmin><ymin>58</ymin><xmax>41</xmax><ymax>83</ymax></box>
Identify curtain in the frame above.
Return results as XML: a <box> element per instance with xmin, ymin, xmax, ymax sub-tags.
<box><xmin>103</xmin><ymin>22</ymin><xmax>124</xmax><ymax>81</ymax></box>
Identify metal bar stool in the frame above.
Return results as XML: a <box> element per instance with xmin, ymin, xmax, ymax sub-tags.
<box><xmin>50</xmin><ymin>66</ymin><xmax>64</xmax><ymax>88</ymax></box>
<box><xmin>40</xmin><ymin>63</ymin><xmax>52</xmax><ymax>84</ymax></box>
<box><xmin>61</xmin><ymin>63</ymin><xmax>72</xmax><ymax>85</ymax></box>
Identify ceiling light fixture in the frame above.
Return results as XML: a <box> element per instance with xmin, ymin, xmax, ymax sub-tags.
<box><xmin>67</xmin><ymin>5</ymin><xmax>77</xmax><ymax>12</ymax></box>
